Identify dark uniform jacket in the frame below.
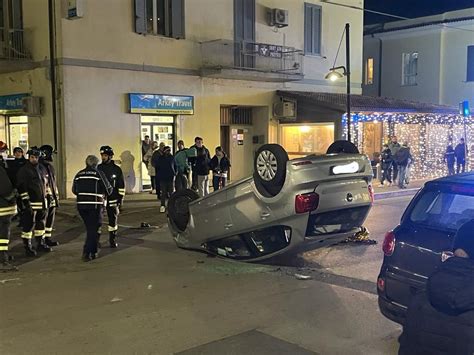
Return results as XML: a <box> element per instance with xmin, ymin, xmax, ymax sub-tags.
<box><xmin>6</xmin><ymin>157</ymin><xmax>26</xmax><ymax>186</ymax></box>
<box><xmin>72</xmin><ymin>167</ymin><xmax>112</xmax><ymax>210</ymax></box>
<box><xmin>41</xmin><ymin>160</ymin><xmax>60</xmax><ymax>207</ymax></box>
<box><xmin>399</xmin><ymin>257</ymin><xmax>474</xmax><ymax>355</ymax></box>
<box><xmin>97</xmin><ymin>161</ymin><xmax>125</xmax><ymax>207</ymax></box>
<box><xmin>0</xmin><ymin>165</ymin><xmax>17</xmax><ymax>217</ymax></box>
<box><xmin>17</xmin><ymin>161</ymin><xmax>47</xmax><ymax>211</ymax></box>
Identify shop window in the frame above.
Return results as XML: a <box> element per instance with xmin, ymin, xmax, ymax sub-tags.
<box><xmin>8</xmin><ymin>116</ymin><xmax>28</xmax><ymax>152</ymax></box>
<box><xmin>467</xmin><ymin>45</ymin><xmax>474</xmax><ymax>82</ymax></box>
<box><xmin>280</xmin><ymin>124</ymin><xmax>334</xmax><ymax>160</ymax></box>
<box><xmin>304</xmin><ymin>3</ymin><xmax>322</xmax><ymax>56</ymax></box>
<box><xmin>365</xmin><ymin>57</ymin><xmax>374</xmax><ymax>85</ymax></box>
<box><xmin>134</xmin><ymin>0</ymin><xmax>185</xmax><ymax>39</ymax></box>
<box><xmin>402</xmin><ymin>52</ymin><xmax>418</xmax><ymax>86</ymax></box>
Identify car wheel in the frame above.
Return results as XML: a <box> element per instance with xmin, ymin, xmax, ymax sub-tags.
<box><xmin>326</xmin><ymin>140</ymin><xmax>360</xmax><ymax>154</ymax></box>
<box><xmin>167</xmin><ymin>189</ymin><xmax>200</xmax><ymax>232</ymax></box>
<box><xmin>253</xmin><ymin>144</ymin><xmax>289</xmax><ymax>197</ymax></box>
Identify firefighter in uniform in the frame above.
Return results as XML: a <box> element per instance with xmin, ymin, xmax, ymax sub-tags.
<box><xmin>39</xmin><ymin>145</ymin><xmax>60</xmax><ymax>246</ymax></box>
<box><xmin>98</xmin><ymin>146</ymin><xmax>125</xmax><ymax>248</ymax></box>
<box><xmin>72</xmin><ymin>155</ymin><xmax>112</xmax><ymax>261</ymax></box>
<box><xmin>0</xmin><ymin>163</ymin><xmax>17</xmax><ymax>271</ymax></box>
<box><xmin>17</xmin><ymin>147</ymin><xmax>50</xmax><ymax>256</ymax></box>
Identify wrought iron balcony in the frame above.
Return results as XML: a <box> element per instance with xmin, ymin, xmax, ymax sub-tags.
<box><xmin>200</xmin><ymin>39</ymin><xmax>304</xmax><ymax>82</ymax></box>
<box><xmin>0</xmin><ymin>28</ymin><xmax>31</xmax><ymax>60</ymax></box>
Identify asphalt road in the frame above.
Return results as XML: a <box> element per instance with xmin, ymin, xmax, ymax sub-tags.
<box><xmin>0</xmin><ymin>196</ymin><xmax>413</xmax><ymax>355</ymax></box>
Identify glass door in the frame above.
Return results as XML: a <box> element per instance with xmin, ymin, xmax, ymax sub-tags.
<box><xmin>8</xmin><ymin>116</ymin><xmax>29</xmax><ymax>153</ymax></box>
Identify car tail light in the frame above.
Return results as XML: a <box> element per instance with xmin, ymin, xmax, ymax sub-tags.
<box><xmin>382</xmin><ymin>231</ymin><xmax>396</xmax><ymax>256</ymax></box>
<box><xmin>295</xmin><ymin>193</ymin><xmax>319</xmax><ymax>214</ymax></box>
<box><xmin>368</xmin><ymin>184</ymin><xmax>375</xmax><ymax>203</ymax></box>
<box><xmin>377</xmin><ymin>277</ymin><xmax>385</xmax><ymax>292</ymax></box>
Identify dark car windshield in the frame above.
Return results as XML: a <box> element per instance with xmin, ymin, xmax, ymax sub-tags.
<box><xmin>410</xmin><ymin>188</ymin><xmax>474</xmax><ymax>231</ymax></box>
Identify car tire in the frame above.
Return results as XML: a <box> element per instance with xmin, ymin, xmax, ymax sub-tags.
<box><xmin>167</xmin><ymin>189</ymin><xmax>200</xmax><ymax>232</ymax></box>
<box><xmin>326</xmin><ymin>140</ymin><xmax>360</xmax><ymax>154</ymax></box>
<box><xmin>253</xmin><ymin>144</ymin><xmax>289</xmax><ymax>197</ymax></box>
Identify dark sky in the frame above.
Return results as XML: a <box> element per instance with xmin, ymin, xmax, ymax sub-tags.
<box><xmin>365</xmin><ymin>0</ymin><xmax>474</xmax><ymax>25</ymax></box>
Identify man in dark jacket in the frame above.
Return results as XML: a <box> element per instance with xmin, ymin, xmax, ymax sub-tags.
<box><xmin>153</xmin><ymin>146</ymin><xmax>177</xmax><ymax>213</ymax></box>
<box><xmin>399</xmin><ymin>220</ymin><xmax>474</xmax><ymax>355</ymax></box>
<box><xmin>151</xmin><ymin>142</ymin><xmax>165</xmax><ymax>199</ymax></box>
<box><xmin>17</xmin><ymin>147</ymin><xmax>51</xmax><ymax>256</ymax></box>
<box><xmin>210</xmin><ymin>146</ymin><xmax>231</xmax><ymax>191</ymax></box>
<box><xmin>0</xmin><ymin>164</ymin><xmax>17</xmax><ymax>271</ymax></box>
<box><xmin>454</xmin><ymin>138</ymin><xmax>467</xmax><ymax>174</ymax></box>
<box><xmin>98</xmin><ymin>146</ymin><xmax>125</xmax><ymax>248</ymax></box>
<box><xmin>188</xmin><ymin>137</ymin><xmax>211</xmax><ymax>197</ymax></box>
<box><xmin>394</xmin><ymin>143</ymin><xmax>411</xmax><ymax>189</ymax></box>
<box><xmin>388</xmin><ymin>136</ymin><xmax>401</xmax><ymax>183</ymax></box>
<box><xmin>6</xmin><ymin>147</ymin><xmax>27</xmax><ymax>224</ymax></box>
<box><xmin>40</xmin><ymin>145</ymin><xmax>60</xmax><ymax>247</ymax></box>
<box><xmin>444</xmin><ymin>143</ymin><xmax>456</xmax><ymax>176</ymax></box>
<box><xmin>73</xmin><ymin>155</ymin><xmax>113</xmax><ymax>261</ymax></box>
<box><xmin>380</xmin><ymin>144</ymin><xmax>393</xmax><ymax>187</ymax></box>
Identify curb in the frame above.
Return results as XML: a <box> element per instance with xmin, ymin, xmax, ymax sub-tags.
<box><xmin>374</xmin><ymin>187</ymin><xmax>420</xmax><ymax>200</ymax></box>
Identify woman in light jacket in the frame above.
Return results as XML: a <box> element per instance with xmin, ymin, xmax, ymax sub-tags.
<box><xmin>144</xmin><ymin>141</ymin><xmax>159</xmax><ymax>193</ymax></box>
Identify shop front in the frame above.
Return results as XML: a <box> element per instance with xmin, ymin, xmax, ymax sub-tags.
<box><xmin>0</xmin><ymin>94</ymin><xmax>30</xmax><ymax>152</ymax></box>
<box><xmin>129</xmin><ymin>93</ymin><xmax>194</xmax><ymax>190</ymax></box>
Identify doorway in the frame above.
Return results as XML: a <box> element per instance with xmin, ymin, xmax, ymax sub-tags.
<box><xmin>5</xmin><ymin>116</ymin><xmax>29</xmax><ymax>152</ymax></box>
<box><xmin>140</xmin><ymin>115</ymin><xmax>176</xmax><ymax>190</ymax></box>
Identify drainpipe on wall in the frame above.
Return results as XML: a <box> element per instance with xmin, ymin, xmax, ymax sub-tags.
<box><xmin>48</xmin><ymin>0</ymin><xmax>58</xmax><ymax>151</ymax></box>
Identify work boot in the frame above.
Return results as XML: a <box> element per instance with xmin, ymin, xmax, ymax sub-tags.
<box><xmin>109</xmin><ymin>232</ymin><xmax>118</xmax><ymax>248</ymax></box>
<box><xmin>23</xmin><ymin>239</ymin><xmax>37</xmax><ymax>257</ymax></box>
<box><xmin>35</xmin><ymin>237</ymin><xmax>52</xmax><ymax>252</ymax></box>
<box><xmin>82</xmin><ymin>253</ymin><xmax>93</xmax><ymax>262</ymax></box>
<box><xmin>1</xmin><ymin>252</ymin><xmax>18</xmax><ymax>272</ymax></box>
<box><xmin>45</xmin><ymin>238</ymin><xmax>59</xmax><ymax>247</ymax></box>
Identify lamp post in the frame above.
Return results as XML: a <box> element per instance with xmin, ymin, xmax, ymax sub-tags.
<box><xmin>325</xmin><ymin>23</ymin><xmax>351</xmax><ymax>142</ymax></box>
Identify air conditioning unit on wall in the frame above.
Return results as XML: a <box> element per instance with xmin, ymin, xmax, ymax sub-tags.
<box><xmin>274</xmin><ymin>100</ymin><xmax>296</xmax><ymax>119</ymax></box>
<box><xmin>268</xmin><ymin>8</ymin><xmax>289</xmax><ymax>28</ymax></box>
<box><xmin>22</xmin><ymin>96</ymin><xmax>43</xmax><ymax>116</ymax></box>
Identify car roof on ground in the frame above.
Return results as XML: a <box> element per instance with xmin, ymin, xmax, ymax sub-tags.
<box><xmin>429</xmin><ymin>172</ymin><xmax>474</xmax><ymax>186</ymax></box>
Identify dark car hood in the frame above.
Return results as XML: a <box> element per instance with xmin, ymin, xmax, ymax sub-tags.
<box><xmin>427</xmin><ymin>257</ymin><xmax>474</xmax><ymax>316</ymax></box>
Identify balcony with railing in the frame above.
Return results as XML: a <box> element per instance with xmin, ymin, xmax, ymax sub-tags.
<box><xmin>0</xmin><ymin>28</ymin><xmax>35</xmax><ymax>73</ymax></box>
<box><xmin>200</xmin><ymin>40</ymin><xmax>304</xmax><ymax>82</ymax></box>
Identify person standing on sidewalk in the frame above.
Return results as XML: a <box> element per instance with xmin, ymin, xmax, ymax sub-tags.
<box><xmin>454</xmin><ymin>138</ymin><xmax>467</xmax><ymax>174</ymax></box>
<box><xmin>98</xmin><ymin>146</ymin><xmax>125</xmax><ymax>248</ymax></box>
<box><xmin>141</xmin><ymin>135</ymin><xmax>151</xmax><ymax>168</ymax></box>
<box><xmin>175</xmin><ymin>140</ymin><xmax>193</xmax><ymax>191</ymax></box>
<box><xmin>73</xmin><ymin>155</ymin><xmax>113</xmax><ymax>262</ymax></box>
<box><xmin>6</xmin><ymin>147</ymin><xmax>27</xmax><ymax>225</ymax></box>
<box><xmin>0</xmin><ymin>163</ymin><xmax>17</xmax><ymax>271</ymax></box>
<box><xmin>189</xmin><ymin>137</ymin><xmax>211</xmax><ymax>197</ymax></box>
<box><xmin>17</xmin><ymin>147</ymin><xmax>51</xmax><ymax>256</ymax></box>
<box><xmin>154</xmin><ymin>146</ymin><xmax>177</xmax><ymax>213</ymax></box>
<box><xmin>210</xmin><ymin>146</ymin><xmax>231</xmax><ymax>191</ymax></box>
<box><xmin>151</xmin><ymin>142</ymin><xmax>166</xmax><ymax>200</ymax></box>
<box><xmin>39</xmin><ymin>145</ymin><xmax>60</xmax><ymax>247</ymax></box>
<box><xmin>144</xmin><ymin>141</ymin><xmax>159</xmax><ymax>193</ymax></box>
<box><xmin>379</xmin><ymin>144</ymin><xmax>393</xmax><ymax>187</ymax></box>
<box><xmin>444</xmin><ymin>143</ymin><xmax>456</xmax><ymax>176</ymax></box>
<box><xmin>388</xmin><ymin>136</ymin><xmax>401</xmax><ymax>184</ymax></box>
<box><xmin>394</xmin><ymin>143</ymin><xmax>411</xmax><ymax>189</ymax></box>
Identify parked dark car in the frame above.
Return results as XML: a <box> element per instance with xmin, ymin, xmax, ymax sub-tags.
<box><xmin>377</xmin><ymin>173</ymin><xmax>474</xmax><ymax>325</ymax></box>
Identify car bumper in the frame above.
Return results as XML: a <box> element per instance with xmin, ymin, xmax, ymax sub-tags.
<box><xmin>378</xmin><ymin>294</ymin><xmax>407</xmax><ymax>326</ymax></box>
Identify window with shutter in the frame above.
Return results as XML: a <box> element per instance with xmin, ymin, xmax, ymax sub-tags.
<box><xmin>467</xmin><ymin>45</ymin><xmax>474</xmax><ymax>82</ymax></box>
<box><xmin>134</xmin><ymin>0</ymin><xmax>147</xmax><ymax>34</ymax></box>
<box><xmin>135</xmin><ymin>0</ymin><xmax>185</xmax><ymax>38</ymax></box>
<box><xmin>304</xmin><ymin>3</ymin><xmax>321</xmax><ymax>56</ymax></box>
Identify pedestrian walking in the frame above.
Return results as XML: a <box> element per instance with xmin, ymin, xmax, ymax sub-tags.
<box><xmin>39</xmin><ymin>145</ymin><xmax>60</xmax><ymax>247</ymax></box>
<box><xmin>388</xmin><ymin>136</ymin><xmax>401</xmax><ymax>183</ymax></box>
<box><xmin>144</xmin><ymin>141</ymin><xmax>159</xmax><ymax>193</ymax></box>
<box><xmin>394</xmin><ymin>143</ymin><xmax>411</xmax><ymax>189</ymax></box>
<box><xmin>98</xmin><ymin>146</ymin><xmax>125</xmax><ymax>248</ymax></box>
<box><xmin>154</xmin><ymin>146</ymin><xmax>177</xmax><ymax>213</ymax></box>
<box><xmin>444</xmin><ymin>143</ymin><xmax>456</xmax><ymax>176</ymax></box>
<box><xmin>0</xmin><ymin>163</ymin><xmax>18</xmax><ymax>271</ymax></box>
<box><xmin>141</xmin><ymin>135</ymin><xmax>151</xmax><ymax>168</ymax></box>
<box><xmin>189</xmin><ymin>137</ymin><xmax>211</xmax><ymax>197</ymax></box>
<box><xmin>72</xmin><ymin>155</ymin><xmax>113</xmax><ymax>262</ymax></box>
<box><xmin>454</xmin><ymin>138</ymin><xmax>467</xmax><ymax>174</ymax></box>
<box><xmin>151</xmin><ymin>142</ymin><xmax>166</xmax><ymax>200</ymax></box>
<box><xmin>175</xmin><ymin>140</ymin><xmax>192</xmax><ymax>191</ymax></box>
<box><xmin>398</xmin><ymin>220</ymin><xmax>474</xmax><ymax>355</ymax></box>
<box><xmin>17</xmin><ymin>147</ymin><xmax>51</xmax><ymax>256</ymax></box>
<box><xmin>379</xmin><ymin>144</ymin><xmax>393</xmax><ymax>187</ymax></box>
<box><xmin>210</xmin><ymin>146</ymin><xmax>231</xmax><ymax>191</ymax></box>
<box><xmin>6</xmin><ymin>147</ymin><xmax>27</xmax><ymax>225</ymax></box>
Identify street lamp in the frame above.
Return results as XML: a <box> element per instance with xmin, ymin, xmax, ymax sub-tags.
<box><xmin>326</xmin><ymin>23</ymin><xmax>351</xmax><ymax>143</ymax></box>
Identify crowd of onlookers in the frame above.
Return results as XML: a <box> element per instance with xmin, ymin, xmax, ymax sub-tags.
<box><xmin>141</xmin><ymin>136</ymin><xmax>231</xmax><ymax>213</ymax></box>
<box><xmin>375</xmin><ymin>135</ymin><xmax>468</xmax><ymax>189</ymax></box>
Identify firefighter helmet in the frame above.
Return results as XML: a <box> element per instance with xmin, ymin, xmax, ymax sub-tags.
<box><xmin>100</xmin><ymin>145</ymin><xmax>114</xmax><ymax>156</ymax></box>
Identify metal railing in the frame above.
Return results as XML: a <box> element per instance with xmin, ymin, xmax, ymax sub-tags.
<box><xmin>201</xmin><ymin>39</ymin><xmax>304</xmax><ymax>76</ymax></box>
<box><xmin>0</xmin><ymin>28</ymin><xmax>31</xmax><ymax>60</ymax></box>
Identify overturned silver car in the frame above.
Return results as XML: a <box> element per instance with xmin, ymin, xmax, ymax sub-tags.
<box><xmin>167</xmin><ymin>142</ymin><xmax>374</xmax><ymax>261</ymax></box>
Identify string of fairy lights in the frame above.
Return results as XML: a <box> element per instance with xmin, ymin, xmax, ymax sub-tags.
<box><xmin>342</xmin><ymin>112</ymin><xmax>473</xmax><ymax>180</ymax></box>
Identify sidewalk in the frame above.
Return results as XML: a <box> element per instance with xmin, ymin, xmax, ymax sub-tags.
<box><xmin>373</xmin><ymin>179</ymin><xmax>427</xmax><ymax>200</ymax></box>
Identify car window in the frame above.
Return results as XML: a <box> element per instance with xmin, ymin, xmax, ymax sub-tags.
<box><xmin>410</xmin><ymin>190</ymin><xmax>474</xmax><ymax>231</ymax></box>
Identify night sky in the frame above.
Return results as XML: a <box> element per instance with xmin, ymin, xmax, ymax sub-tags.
<box><xmin>364</xmin><ymin>0</ymin><xmax>474</xmax><ymax>24</ymax></box>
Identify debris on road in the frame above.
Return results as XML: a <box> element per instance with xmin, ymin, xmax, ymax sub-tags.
<box><xmin>294</xmin><ymin>273</ymin><xmax>312</xmax><ymax>280</ymax></box>
<box><xmin>110</xmin><ymin>297</ymin><xmax>123</xmax><ymax>303</ymax></box>
<box><xmin>147</xmin><ymin>284</ymin><xmax>153</xmax><ymax>290</ymax></box>
<box><xmin>342</xmin><ymin>227</ymin><xmax>377</xmax><ymax>245</ymax></box>
<box><xmin>0</xmin><ymin>278</ymin><xmax>20</xmax><ymax>284</ymax></box>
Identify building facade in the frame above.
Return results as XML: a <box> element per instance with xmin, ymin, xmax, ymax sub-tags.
<box><xmin>0</xmin><ymin>0</ymin><xmax>364</xmax><ymax>197</ymax></box>
<box><xmin>362</xmin><ymin>8</ymin><xmax>474</xmax><ymax>107</ymax></box>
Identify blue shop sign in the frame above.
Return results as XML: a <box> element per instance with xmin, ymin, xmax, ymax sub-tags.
<box><xmin>0</xmin><ymin>93</ymin><xmax>29</xmax><ymax>114</ymax></box>
<box><xmin>129</xmin><ymin>94</ymin><xmax>194</xmax><ymax>115</ymax></box>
